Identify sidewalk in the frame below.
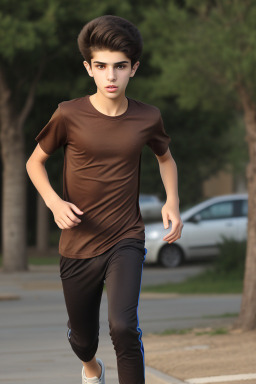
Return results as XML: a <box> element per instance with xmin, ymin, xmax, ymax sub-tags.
<box><xmin>1</xmin><ymin>265</ymin><xmax>254</xmax><ymax>384</ymax></box>
<box><xmin>0</xmin><ymin>265</ymin><xmax>186</xmax><ymax>384</ymax></box>
<box><xmin>143</xmin><ymin>328</ymin><xmax>256</xmax><ymax>384</ymax></box>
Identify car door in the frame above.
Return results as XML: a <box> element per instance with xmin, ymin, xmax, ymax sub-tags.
<box><xmin>235</xmin><ymin>198</ymin><xmax>248</xmax><ymax>241</ymax></box>
<box><xmin>185</xmin><ymin>200</ymin><xmax>238</xmax><ymax>257</ymax></box>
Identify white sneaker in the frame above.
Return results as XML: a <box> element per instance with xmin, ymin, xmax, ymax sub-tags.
<box><xmin>81</xmin><ymin>358</ymin><xmax>105</xmax><ymax>384</ymax></box>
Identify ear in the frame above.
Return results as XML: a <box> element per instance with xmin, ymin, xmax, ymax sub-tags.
<box><xmin>130</xmin><ymin>61</ymin><xmax>140</xmax><ymax>78</ymax></box>
<box><xmin>83</xmin><ymin>60</ymin><xmax>94</xmax><ymax>77</ymax></box>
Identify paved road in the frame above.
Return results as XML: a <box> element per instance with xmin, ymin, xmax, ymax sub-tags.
<box><xmin>0</xmin><ymin>264</ymin><xmax>241</xmax><ymax>384</ymax></box>
<box><xmin>142</xmin><ymin>261</ymin><xmax>210</xmax><ymax>285</ymax></box>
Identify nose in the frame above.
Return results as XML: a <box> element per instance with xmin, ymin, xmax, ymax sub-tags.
<box><xmin>106</xmin><ymin>66</ymin><xmax>116</xmax><ymax>82</ymax></box>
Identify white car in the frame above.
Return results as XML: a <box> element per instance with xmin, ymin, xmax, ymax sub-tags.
<box><xmin>139</xmin><ymin>194</ymin><xmax>163</xmax><ymax>222</ymax></box>
<box><xmin>144</xmin><ymin>193</ymin><xmax>248</xmax><ymax>268</ymax></box>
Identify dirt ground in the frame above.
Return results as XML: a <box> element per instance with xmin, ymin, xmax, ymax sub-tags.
<box><xmin>143</xmin><ymin>324</ymin><xmax>256</xmax><ymax>383</ymax></box>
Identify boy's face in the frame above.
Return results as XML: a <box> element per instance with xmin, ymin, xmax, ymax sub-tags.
<box><xmin>83</xmin><ymin>50</ymin><xmax>140</xmax><ymax>98</ymax></box>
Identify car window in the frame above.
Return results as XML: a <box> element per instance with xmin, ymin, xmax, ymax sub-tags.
<box><xmin>139</xmin><ymin>195</ymin><xmax>160</xmax><ymax>203</ymax></box>
<box><xmin>197</xmin><ymin>201</ymin><xmax>235</xmax><ymax>220</ymax></box>
<box><xmin>240</xmin><ymin>199</ymin><xmax>248</xmax><ymax>217</ymax></box>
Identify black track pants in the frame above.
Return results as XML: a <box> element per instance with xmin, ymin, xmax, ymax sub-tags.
<box><xmin>59</xmin><ymin>237</ymin><xmax>147</xmax><ymax>384</ymax></box>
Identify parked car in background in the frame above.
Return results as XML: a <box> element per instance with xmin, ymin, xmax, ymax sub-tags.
<box><xmin>139</xmin><ymin>194</ymin><xmax>163</xmax><ymax>222</ymax></box>
<box><xmin>145</xmin><ymin>193</ymin><xmax>248</xmax><ymax>268</ymax></box>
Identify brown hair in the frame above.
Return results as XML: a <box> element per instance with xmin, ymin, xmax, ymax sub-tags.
<box><xmin>77</xmin><ymin>15</ymin><xmax>143</xmax><ymax>68</ymax></box>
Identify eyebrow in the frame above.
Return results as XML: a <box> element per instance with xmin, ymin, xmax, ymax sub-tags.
<box><xmin>93</xmin><ymin>61</ymin><xmax>129</xmax><ymax>65</ymax></box>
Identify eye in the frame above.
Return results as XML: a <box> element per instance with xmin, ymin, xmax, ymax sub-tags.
<box><xmin>95</xmin><ymin>64</ymin><xmax>126</xmax><ymax>70</ymax></box>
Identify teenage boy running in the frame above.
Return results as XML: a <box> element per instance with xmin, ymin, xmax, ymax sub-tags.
<box><xmin>26</xmin><ymin>14</ymin><xmax>183</xmax><ymax>384</ymax></box>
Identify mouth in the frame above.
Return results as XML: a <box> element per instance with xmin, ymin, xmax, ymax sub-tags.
<box><xmin>106</xmin><ymin>85</ymin><xmax>118</xmax><ymax>89</ymax></box>
<box><xmin>105</xmin><ymin>85</ymin><xmax>118</xmax><ymax>92</ymax></box>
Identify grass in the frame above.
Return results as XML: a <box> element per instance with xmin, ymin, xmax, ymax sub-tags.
<box><xmin>0</xmin><ymin>255</ymin><xmax>60</xmax><ymax>267</ymax></box>
<box><xmin>202</xmin><ymin>312</ymin><xmax>239</xmax><ymax>319</ymax></box>
<box><xmin>158</xmin><ymin>326</ymin><xmax>229</xmax><ymax>336</ymax></box>
<box><xmin>141</xmin><ymin>269</ymin><xmax>243</xmax><ymax>294</ymax></box>
<box><xmin>195</xmin><ymin>327</ymin><xmax>229</xmax><ymax>336</ymax></box>
<box><xmin>160</xmin><ymin>328</ymin><xmax>193</xmax><ymax>335</ymax></box>
<box><xmin>141</xmin><ymin>238</ymin><xmax>246</xmax><ymax>295</ymax></box>
<box><xmin>28</xmin><ymin>256</ymin><xmax>60</xmax><ymax>265</ymax></box>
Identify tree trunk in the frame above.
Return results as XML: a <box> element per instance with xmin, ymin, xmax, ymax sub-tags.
<box><xmin>0</xmin><ymin>63</ymin><xmax>43</xmax><ymax>271</ymax></box>
<box><xmin>234</xmin><ymin>88</ymin><xmax>256</xmax><ymax>330</ymax></box>
<box><xmin>1</xmin><ymin>123</ymin><xmax>27</xmax><ymax>271</ymax></box>
<box><xmin>36</xmin><ymin>194</ymin><xmax>49</xmax><ymax>253</ymax></box>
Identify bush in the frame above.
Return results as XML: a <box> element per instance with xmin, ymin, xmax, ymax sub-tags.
<box><xmin>212</xmin><ymin>236</ymin><xmax>246</xmax><ymax>278</ymax></box>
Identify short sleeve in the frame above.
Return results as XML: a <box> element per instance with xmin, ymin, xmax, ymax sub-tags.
<box><xmin>35</xmin><ymin>106</ymin><xmax>68</xmax><ymax>155</ymax></box>
<box><xmin>146</xmin><ymin>112</ymin><xmax>171</xmax><ymax>156</ymax></box>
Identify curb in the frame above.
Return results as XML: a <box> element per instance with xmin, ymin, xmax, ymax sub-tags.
<box><xmin>146</xmin><ymin>366</ymin><xmax>187</xmax><ymax>384</ymax></box>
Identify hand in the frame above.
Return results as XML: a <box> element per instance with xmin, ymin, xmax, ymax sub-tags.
<box><xmin>50</xmin><ymin>198</ymin><xmax>84</xmax><ymax>229</ymax></box>
<box><xmin>161</xmin><ymin>201</ymin><xmax>183</xmax><ymax>244</ymax></box>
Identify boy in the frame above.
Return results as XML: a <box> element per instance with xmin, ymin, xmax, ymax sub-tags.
<box><xmin>26</xmin><ymin>15</ymin><xmax>183</xmax><ymax>384</ymax></box>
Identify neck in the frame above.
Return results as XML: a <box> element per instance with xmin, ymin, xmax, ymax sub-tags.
<box><xmin>89</xmin><ymin>92</ymin><xmax>128</xmax><ymax>117</ymax></box>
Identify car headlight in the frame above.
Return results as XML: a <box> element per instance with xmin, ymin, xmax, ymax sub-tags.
<box><xmin>146</xmin><ymin>230</ymin><xmax>160</xmax><ymax>240</ymax></box>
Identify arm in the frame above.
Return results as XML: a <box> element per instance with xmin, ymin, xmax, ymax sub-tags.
<box><xmin>155</xmin><ymin>148</ymin><xmax>183</xmax><ymax>243</ymax></box>
<box><xmin>26</xmin><ymin>144</ymin><xmax>84</xmax><ymax>229</ymax></box>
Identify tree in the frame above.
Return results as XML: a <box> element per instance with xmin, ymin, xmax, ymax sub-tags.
<box><xmin>140</xmin><ymin>0</ymin><xmax>256</xmax><ymax>330</ymax></box>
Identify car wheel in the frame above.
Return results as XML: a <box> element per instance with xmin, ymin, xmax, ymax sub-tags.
<box><xmin>158</xmin><ymin>244</ymin><xmax>184</xmax><ymax>268</ymax></box>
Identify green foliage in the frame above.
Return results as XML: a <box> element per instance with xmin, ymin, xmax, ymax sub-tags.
<box><xmin>159</xmin><ymin>100</ymin><xmax>238</xmax><ymax>206</ymax></box>
<box><xmin>202</xmin><ymin>312</ymin><xmax>238</xmax><ymax>319</ymax></box>
<box><xmin>0</xmin><ymin>1</ymin><xmax>58</xmax><ymax>62</ymax></box>
<box><xmin>141</xmin><ymin>271</ymin><xmax>243</xmax><ymax>294</ymax></box>
<box><xmin>160</xmin><ymin>328</ymin><xmax>193</xmax><ymax>335</ymax></box>
<box><xmin>137</xmin><ymin>0</ymin><xmax>252</xmax><ymax>204</ymax></box>
<box><xmin>140</xmin><ymin>0</ymin><xmax>256</xmax><ymax>110</ymax></box>
<box><xmin>195</xmin><ymin>327</ymin><xmax>228</xmax><ymax>336</ymax></box>
<box><xmin>28</xmin><ymin>256</ymin><xmax>60</xmax><ymax>265</ymax></box>
<box><xmin>213</xmin><ymin>236</ymin><xmax>247</xmax><ymax>278</ymax></box>
<box><xmin>158</xmin><ymin>326</ymin><xmax>229</xmax><ymax>336</ymax></box>
<box><xmin>142</xmin><ymin>238</ymin><xmax>246</xmax><ymax>294</ymax></box>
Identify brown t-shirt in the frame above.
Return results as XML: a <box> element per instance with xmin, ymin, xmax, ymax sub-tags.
<box><xmin>35</xmin><ymin>95</ymin><xmax>171</xmax><ymax>259</ymax></box>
